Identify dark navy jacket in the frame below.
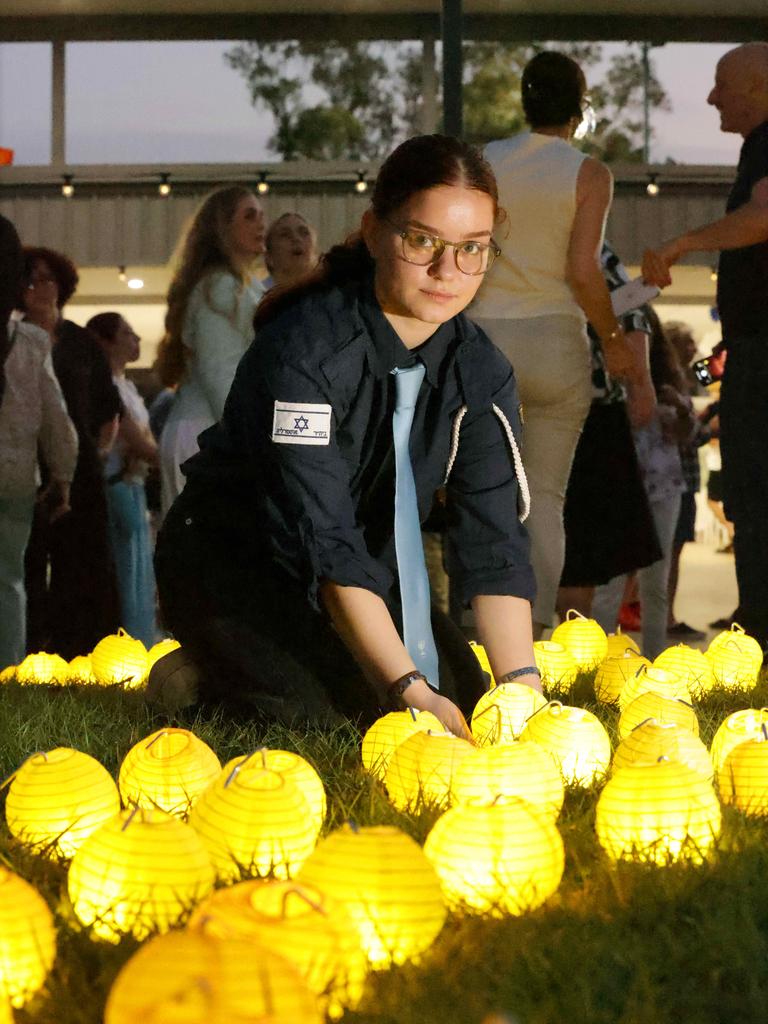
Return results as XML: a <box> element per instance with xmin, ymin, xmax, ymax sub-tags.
<box><xmin>183</xmin><ymin>276</ymin><xmax>535</xmax><ymax>612</ymax></box>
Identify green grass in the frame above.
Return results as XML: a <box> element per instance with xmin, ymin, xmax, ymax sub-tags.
<box><xmin>3</xmin><ymin>677</ymin><xmax>768</xmax><ymax>1024</ymax></box>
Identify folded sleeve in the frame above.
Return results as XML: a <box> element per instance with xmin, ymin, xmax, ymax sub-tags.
<box><xmin>191</xmin><ymin>274</ymin><xmax>254</xmax><ymax>421</ymax></box>
<box><xmin>38</xmin><ymin>347</ymin><xmax>79</xmax><ymax>482</ymax></box>
<box><xmin>444</xmin><ymin>364</ymin><xmax>536</xmax><ymax>608</ymax></box>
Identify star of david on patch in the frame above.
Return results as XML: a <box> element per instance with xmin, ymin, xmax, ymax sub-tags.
<box><xmin>294</xmin><ymin>415</ymin><xmax>309</xmax><ymax>432</ymax></box>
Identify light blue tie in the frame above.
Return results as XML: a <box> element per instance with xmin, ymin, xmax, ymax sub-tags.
<box><xmin>391</xmin><ymin>364</ymin><xmax>440</xmax><ymax>688</ymax></box>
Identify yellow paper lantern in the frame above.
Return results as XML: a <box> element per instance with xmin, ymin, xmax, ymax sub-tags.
<box><xmin>604</xmin><ymin>630</ymin><xmax>641</xmax><ymax>659</ymax></box>
<box><xmin>226</xmin><ymin>749</ymin><xmax>326</xmax><ymax>833</ymax></box>
<box><xmin>91</xmin><ymin>628</ymin><xmax>149</xmax><ymax>688</ymax></box>
<box><xmin>533</xmin><ymin>641</ymin><xmax>578</xmax><ymax>695</ymax></box>
<box><xmin>594</xmin><ymin>651</ymin><xmax>651</xmax><ymax>704</ymax></box>
<box><xmin>189</xmin><ymin>879</ymin><xmax>367</xmax><ymax>1019</ymax></box>
<box><xmin>68</xmin><ymin>806</ymin><xmax>215</xmax><ymax>942</ymax></box>
<box><xmin>618</xmin><ymin>692</ymin><xmax>699</xmax><ymax>741</ymax></box>
<box><xmin>470</xmin><ymin>682</ymin><xmax>548</xmax><ymax>746</ymax></box>
<box><xmin>718</xmin><ymin>730</ymin><xmax>768</xmax><ymax>815</ymax></box>
<box><xmin>118</xmin><ymin>728</ymin><xmax>222</xmax><ymax>818</ymax></box>
<box><xmin>612</xmin><ymin>721</ymin><xmax>713</xmax><ymax>781</ymax></box>
<box><xmin>519</xmin><ymin>701</ymin><xmax>612</xmax><ymax>785</ymax></box>
<box><xmin>0</xmin><ymin>867</ymin><xmax>56</xmax><ymax>1008</ymax></box>
<box><xmin>66</xmin><ymin>654</ymin><xmax>96</xmax><ymax>685</ymax></box>
<box><xmin>384</xmin><ymin>730</ymin><xmax>475</xmax><ymax>811</ymax></box>
<box><xmin>5</xmin><ymin>747</ymin><xmax>120</xmax><ymax>858</ymax></box>
<box><xmin>188</xmin><ymin>763</ymin><xmax>319</xmax><ymax>882</ymax></box>
<box><xmin>0</xmin><ymin>666</ymin><xmax>15</xmax><ymax>683</ymax></box>
<box><xmin>706</xmin><ymin>629</ymin><xmax>763</xmax><ymax>690</ymax></box>
<box><xmin>298</xmin><ymin>824</ymin><xmax>447</xmax><ymax>967</ymax></box>
<box><xmin>451</xmin><ymin>741</ymin><xmax>565</xmax><ymax>818</ymax></box>
<box><xmin>710</xmin><ymin>708</ymin><xmax>768</xmax><ymax>773</ymax></box>
<box><xmin>654</xmin><ymin>644</ymin><xmax>716</xmax><ymax>698</ymax></box>
<box><xmin>104</xmin><ymin>929</ymin><xmax>322</xmax><ymax>1024</ymax></box>
<box><xmin>551</xmin><ymin>609</ymin><xmax>608</xmax><ymax>671</ymax></box>
<box><xmin>468</xmin><ymin>641</ymin><xmax>495</xmax><ymax>686</ymax></box>
<box><xmin>145</xmin><ymin>637</ymin><xmax>182</xmax><ymax>671</ymax></box>
<box><xmin>618</xmin><ymin>665</ymin><xmax>691</xmax><ymax>711</ymax></box>
<box><xmin>361</xmin><ymin>709</ymin><xmax>443</xmax><ymax>781</ymax></box>
<box><xmin>0</xmin><ymin>996</ymin><xmax>10</xmax><ymax>1024</ymax></box>
<box><xmin>15</xmin><ymin>652</ymin><xmax>68</xmax><ymax>685</ymax></box>
<box><xmin>423</xmin><ymin>797</ymin><xmax>564</xmax><ymax>915</ymax></box>
<box><xmin>596</xmin><ymin>759</ymin><xmax>721</xmax><ymax>864</ymax></box>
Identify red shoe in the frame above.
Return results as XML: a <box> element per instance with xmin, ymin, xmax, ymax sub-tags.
<box><xmin>618</xmin><ymin>601</ymin><xmax>641</xmax><ymax>632</ymax></box>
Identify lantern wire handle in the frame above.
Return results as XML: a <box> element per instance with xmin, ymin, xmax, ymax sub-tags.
<box><xmin>225</xmin><ymin>760</ymin><xmax>245</xmax><ymax>788</ymax></box>
<box><xmin>566</xmin><ymin>608</ymin><xmax>587</xmax><ymax>621</ymax></box>
<box><xmin>259</xmin><ymin>747</ymin><xmax>268</xmax><ymax>769</ymax></box>
<box><xmin>145</xmin><ymin>730</ymin><xmax>169</xmax><ymax>749</ymax></box>
<box><xmin>408</xmin><ymin>707</ymin><xmax>418</xmax><ymax>721</ymax></box>
<box><xmin>656</xmin><ymin>755</ymin><xmax>670</xmax><ymax>763</ymax></box>
<box><xmin>280</xmin><ymin>884</ymin><xmax>328</xmax><ymax>918</ymax></box>
<box><xmin>526</xmin><ymin>700</ymin><xmax>557</xmax><ymax>723</ymax></box>
<box><xmin>121</xmin><ymin>805</ymin><xmax>141</xmax><ymax>832</ymax></box>
<box><xmin>630</xmin><ymin>716</ymin><xmax>657</xmax><ymax>733</ymax></box>
<box><xmin>762</xmin><ymin>723</ymin><xmax>768</xmax><ymax>742</ymax></box>
<box><xmin>348</xmin><ymin>819</ymin><xmax>360</xmax><ymax>833</ymax></box>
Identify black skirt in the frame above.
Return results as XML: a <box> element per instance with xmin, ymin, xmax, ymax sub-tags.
<box><xmin>560</xmin><ymin>401</ymin><xmax>662</xmax><ymax>588</ymax></box>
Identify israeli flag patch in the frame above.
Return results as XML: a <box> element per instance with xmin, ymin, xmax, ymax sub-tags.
<box><xmin>272</xmin><ymin>401</ymin><xmax>332</xmax><ymax>445</ymax></box>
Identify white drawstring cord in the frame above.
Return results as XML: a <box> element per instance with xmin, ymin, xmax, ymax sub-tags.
<box><xmin>443</xmin><ymin>403</ymin><xmax>531</xmax><ymax>523</ymax></box>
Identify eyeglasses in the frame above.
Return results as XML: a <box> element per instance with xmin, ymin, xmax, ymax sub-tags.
<box><xmin>386</xmin><ymin>219</ymin><xmax>501</xmax><ymax>276</ymax></box>
<box><xmin>26</xmin><ymin>273</ymin><xmax>58</xmax><ymax>290</ymax></box>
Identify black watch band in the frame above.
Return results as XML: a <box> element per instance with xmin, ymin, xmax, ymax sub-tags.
<box><xmin>386</xmin><ymin>670</ymin><xmax>427</xmax><ymax>710</ymax></box>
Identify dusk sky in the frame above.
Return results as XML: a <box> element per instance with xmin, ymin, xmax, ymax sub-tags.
<box><xmin>0</xmin><ymin>40</ymin><xmax>742</xmax><ymax>167</ymax></box>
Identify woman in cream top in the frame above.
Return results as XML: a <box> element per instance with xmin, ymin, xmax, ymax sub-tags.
<box><xmin>472</xmin><ymin>50</ymin><xmax>632</xmax><ymax>637</ymax></box>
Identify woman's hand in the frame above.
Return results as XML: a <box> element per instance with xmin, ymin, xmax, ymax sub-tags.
<box><xmin>404</xmin><ymin>679</ymin><xmax>473</xmax><ymax>741</ymax></box>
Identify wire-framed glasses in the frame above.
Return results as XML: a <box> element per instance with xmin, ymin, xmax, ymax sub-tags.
<box><xmin>386</xmin><ymin>219</ymin><xmax>501</xmax><ymax>276</ymax></box>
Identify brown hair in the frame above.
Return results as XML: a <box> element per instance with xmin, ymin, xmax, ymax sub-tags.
<box><xmin>521</xmin><ymin>51</ymin><xmax>586</xmax><ymax>129</ymax></box>
<box><xmin>254</xmin><ymin>134</ymin><xmax>501</xmax><ymax>330</ymax></box>
<box><xmin>86</xmin><ymin>311</ymin><xmax>123</xmax><ymax>343</ymax></box>
<box><xmin>156</xmin><ymin>185</ymin><xmax>255</xmax><ymax>387</ymax></box>
<box><xmin>20</xmin><ymin>246</ymin><xmax>79</xmax><ymax>309</ymax></box>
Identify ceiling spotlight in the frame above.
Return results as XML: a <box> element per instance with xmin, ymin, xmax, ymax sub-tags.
<box><xmin>127</xmin><ymin>278</ymin><xmax>144</xmax><ymax>290</ymax></box>
<box><xmin>158</xmin><ymin>173</ymin><xmax>171</xmax><ymax>197</ymax></box>
<box><xmin>710</xmin><ymin>266</ymin><xmax>718</xmax><ymax>282</ymax></box>
<box><xmin>61</xmin><ymin>174</ymin><xmax>74</xmax><ymax>198</ymax></box>
<box><xmin>118</xmin><ymin>265</ymin><xmax>127</xmax><ymax>282</ymax></box>
<box><xmin>354</xmin><ymin>171</ymin><xmax>369</xmax><ymax>194</ymax></box>
<box><xmin>646</xmin><ymin>174</ymin><xmax>660</xmax><ymax>197</ymax></box>
<box><xmin>256</xmin><ymin>171</ymin><xmax>270</xmax><ymax>195</ymax></box>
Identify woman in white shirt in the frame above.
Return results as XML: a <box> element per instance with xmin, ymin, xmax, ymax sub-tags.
<box><xmin>156</xmin><ymin>186</ymin><xmax>266</xmax><ymax>517</ymax></box>
<box><xmin>472</xmin><ymin>50</ymin><xmax>633</xmax><ymax>638</ymax></box>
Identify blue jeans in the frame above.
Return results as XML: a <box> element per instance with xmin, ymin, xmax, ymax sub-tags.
<box><xmin>0</xmin><ymin>494</ymin><xmax>35</xmax><ymax>667</ymax></box>
<box><xmin>106</xmin><ymin>480</ymin><xmax>156</xmax><ymax>647</ymax></box>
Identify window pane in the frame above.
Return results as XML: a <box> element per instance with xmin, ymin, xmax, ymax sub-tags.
<box><xmin>0</xmin><ymin>43</ymin><xmax>52</xmax><ymax>165</ymax></box>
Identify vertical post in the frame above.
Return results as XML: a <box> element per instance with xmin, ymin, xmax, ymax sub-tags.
<box><xmin>51</xmin><ymin>39</ymin><xmax>66</xmax><ymax>169</ymax></box>
<box><xmin>441</xmin><ymin>0</ymin><xmax>463</xmax><ymax>138</ymax></box>
<box><xmin>642</xmin><ymin>41</ymin><xmax>651</xmax><ymax>164</ymax></box>
<box><xmin>421</xmin><ymin>32</ymin><xmax>439</xmax><ymax>135</ymax></box>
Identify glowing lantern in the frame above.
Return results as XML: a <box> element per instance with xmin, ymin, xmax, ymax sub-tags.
<box><xmin>604</xmin><ymin>629</ymin><xmax>641</xmax><ymax>659</ymax></box>
<box><xmin>469</xmin><ymin>641</ymin><xmax>495</xmax><ymax>686</ymax></box>
<box><xmin>612</xmin><ymin>721</ymin><xmax>713</xmax><ymax>781</ymax></box>
<box><xmin>118</xmin><ymin>728</ymin><xmax>221</xmax><ymax>818</ymax></box>
<box><xmin>189</xmin><ymin>879</ymin><xmax>367</xmax><ymax>1019</ymax></box>
<box><xmin>0</xmin><ymin>666</ymin><xmax>15</xmax><ymax>683</ymax></box>
<box><xmin>618</xmin><ymin>665</ymin><xmax>691</xmax><ymax>711</ymax></box>
<box><xmin>706</xmin><ymin>627</ymin><xmax>762</xmax><ymax>690</ymax></box>
<box><xmin>594</xmin><ymin>651</ymin><xmax>650</xmax><ymax>704</ymax></box>
<box><xmin>618</xmin><ymin>692</ymin><xmax>699</xmax><ymax>741</ymax></box>
<box><xmin>188</xmin><ymin>762</ymin><xmax>319</xmax><ymax>882</ymax></box>
<box><xmin>519</xmin><ymin>701</ymin><xmax>611</xmax><ymax>785</ymax></box>
<box><xmin>470</xmin><ymin>682</ymin><xmax>547</xmax><ymax>746</ymax></box>
<box><xmin>423</xmin><ymin>797</ymin><xmax>564</xmax><ymax>915</ymax></box>
<box><xmin>718</xmin><ymin>729</ymin><xmax>768</xmax><ymax>815</ymax></box>
<box><xmin>67</xmin><ymin>654</ymin><xmax>96</xmax><ymax>684</ymax></box>
<box><xmin>361</xmin><ymin>709</ymin><xmax>442</xmax><ymax>781</ymax></box>
<box><xmin>230</xmin><ymin>749</ymin><xmax>326</xmax><ymax>833</ymax></box>
<box><xmin>145</xmin><ymin>637</ymin><xmax>181</xmax><ymax>671</ymax></box>
<box><xmin>298</xmin><ymin>824</ymin><xmax>446</xmax><ymax>967</ymax></box>
<box><xmin>104</xmin><ymin>929</ymin><xmax>322</xmax><ymax>1024</ymax></box>
<box><xmin>0</xmin><ymin>868</ymin><xmax>56</xmax><ymax>1008</ymax></box>
<box><xmin>533</xmin><ymin>641</ymin><xmax>578</xmax><ymax>695</ymax></box>
<box><xmin>596</xmin><ymin>759</ymin><xmax>721</xmax><ymax>864</ymax></box>
<box><xmin>550</xmin><ymin>609</ymin><xmax>607</xmax><ymax>671</ymax></box>
<box><xmin>710</xmin><ymin>708</ymin><xmax>768</xmax><ymax>773</ymax></box>
<box><xmin>5</xmin><ymin>747</ymin><xmax>120</xmax><ymax>858</ymax></box>
<box><xmin>68</xmin><ymin>807</ymin><xmax>214</xmax><ymax>942</ymax></box>
<box><xmin>384</xmin><ymin>730</ymin><xmax>475</xmax><ymax>810</ymax></box>
<box><xmin>451</xmin><ymin>741</ymin><xmax>564</xmax><ymax>818</ymax></box>
<box><xmin>654</xmin><ymin>644</ymin><xmax>716</xmax><ymax>698</ymax></box>
<box><xmin>16</xmin><ymin>652</ymin><xmax>68</xmax><ymax>685</ymax></box>
<box><xmin>0</xmin><ymin>996</ymin><xmax>9</xmax><ymax>1023</ymax></box>
<box><xmin>91</xmin><ymin>629</ymin><xmax>149</xmax><ymax>687</ymax></box>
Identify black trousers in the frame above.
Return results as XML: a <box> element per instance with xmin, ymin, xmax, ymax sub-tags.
<box><xmin>154</xmin><ymin>487</ymin><xmax>486</xmax><ymax>729</ymax></box>
<box><xmin>720</xmin><ymin>337</ymin><xmax>768</xmax><ymax>649</ymax></box>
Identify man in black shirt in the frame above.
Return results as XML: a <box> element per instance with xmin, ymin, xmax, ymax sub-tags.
<box><xmin>642</xmin><ymin>42</ymin><xmax>768</xmax><ymax>651</ymax></box>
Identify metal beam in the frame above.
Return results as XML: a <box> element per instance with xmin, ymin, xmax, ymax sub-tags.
<box><xmin>441</xmin><ymin>0</ymin><xmax>463</xmax><ymax>138</ymax></box>
<box><xmin>51</xmin><ymin>39</ymin><xmax>66</xmax><ymax>169</ymax></box>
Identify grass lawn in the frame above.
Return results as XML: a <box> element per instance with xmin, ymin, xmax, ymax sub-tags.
<box><xmin>3</xmin><ymin>675</ymin><xmax>768</xmax><ymax>1024</ymax></box>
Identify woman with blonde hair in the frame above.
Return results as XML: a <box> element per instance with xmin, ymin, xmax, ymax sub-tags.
<box><xmin>157</xmin><ymin>185</ymin><xmax>266</xmax><ymax>516</ymax></box>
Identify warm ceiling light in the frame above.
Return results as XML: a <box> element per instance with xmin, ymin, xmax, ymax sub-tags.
<box><xmin>646</xmin><ymin>174</ymin><xmax>660</xmax><ymax>197</ymax></box>
<box><xmin>256</xmin><ymin>171</ymin><xmax>270</xmax><ymax>195</ymax></box>
<box><xmin>118</xmin><ymin>265</ymin><xmax>127</xmax><ymax>282</ymax></box>
<box><xmin>354</xmin><ymin>171</ymin><xmax>369</xmax><ymax>194</ymax></box>
<box><xmin>61</xmin><ymin>174</ymin><xmax>74</xmax><ymax>198</ymax></box>
<box><xmin>127</xmin><ymin>278</ymin><xmax>144</xmax><ymax>290</ymax></box>
<box><xmin>158</xmin><ymin>173</ymin><xmax>171</xmax><ymax>197</ymax></box>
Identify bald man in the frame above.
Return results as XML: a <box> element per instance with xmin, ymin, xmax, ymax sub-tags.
<box><xmin>643</xmin><ymin>43</ymin><xmax>768</xmax><ymax>654</ymax></box>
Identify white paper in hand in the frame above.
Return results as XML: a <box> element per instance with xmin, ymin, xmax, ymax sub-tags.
<box><xmin>610</xmin><ymin>277</ymin><xmax>660</xmax><ymax>317</ymax></box>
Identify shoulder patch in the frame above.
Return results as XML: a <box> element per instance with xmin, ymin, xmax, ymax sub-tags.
<box><xmin>272</xmin><ymin>400</ymin><xmax>332</xmax><ymax>446</ymax></box>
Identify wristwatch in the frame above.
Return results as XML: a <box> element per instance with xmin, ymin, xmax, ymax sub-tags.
<box><xmin>386</xmin><ymin>670</ymin><xmax>427</xmax><ymax>711</ymax></box>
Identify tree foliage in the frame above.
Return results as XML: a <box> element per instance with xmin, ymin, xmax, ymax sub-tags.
<box><xmin>224</xmin><ymin>39</ymin><xmax>669</xmax><ymax>163</ymax></box>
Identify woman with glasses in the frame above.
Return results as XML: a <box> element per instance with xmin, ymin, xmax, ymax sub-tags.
<box><xmin>473</xmin><ymin>50</ymin><xmax>634</xmax><ymax>640</ymax></box>
<box><xmin>153</xmin><ymin>134</ymin><xmax>538</xmax><ymax>734</ymax></box>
